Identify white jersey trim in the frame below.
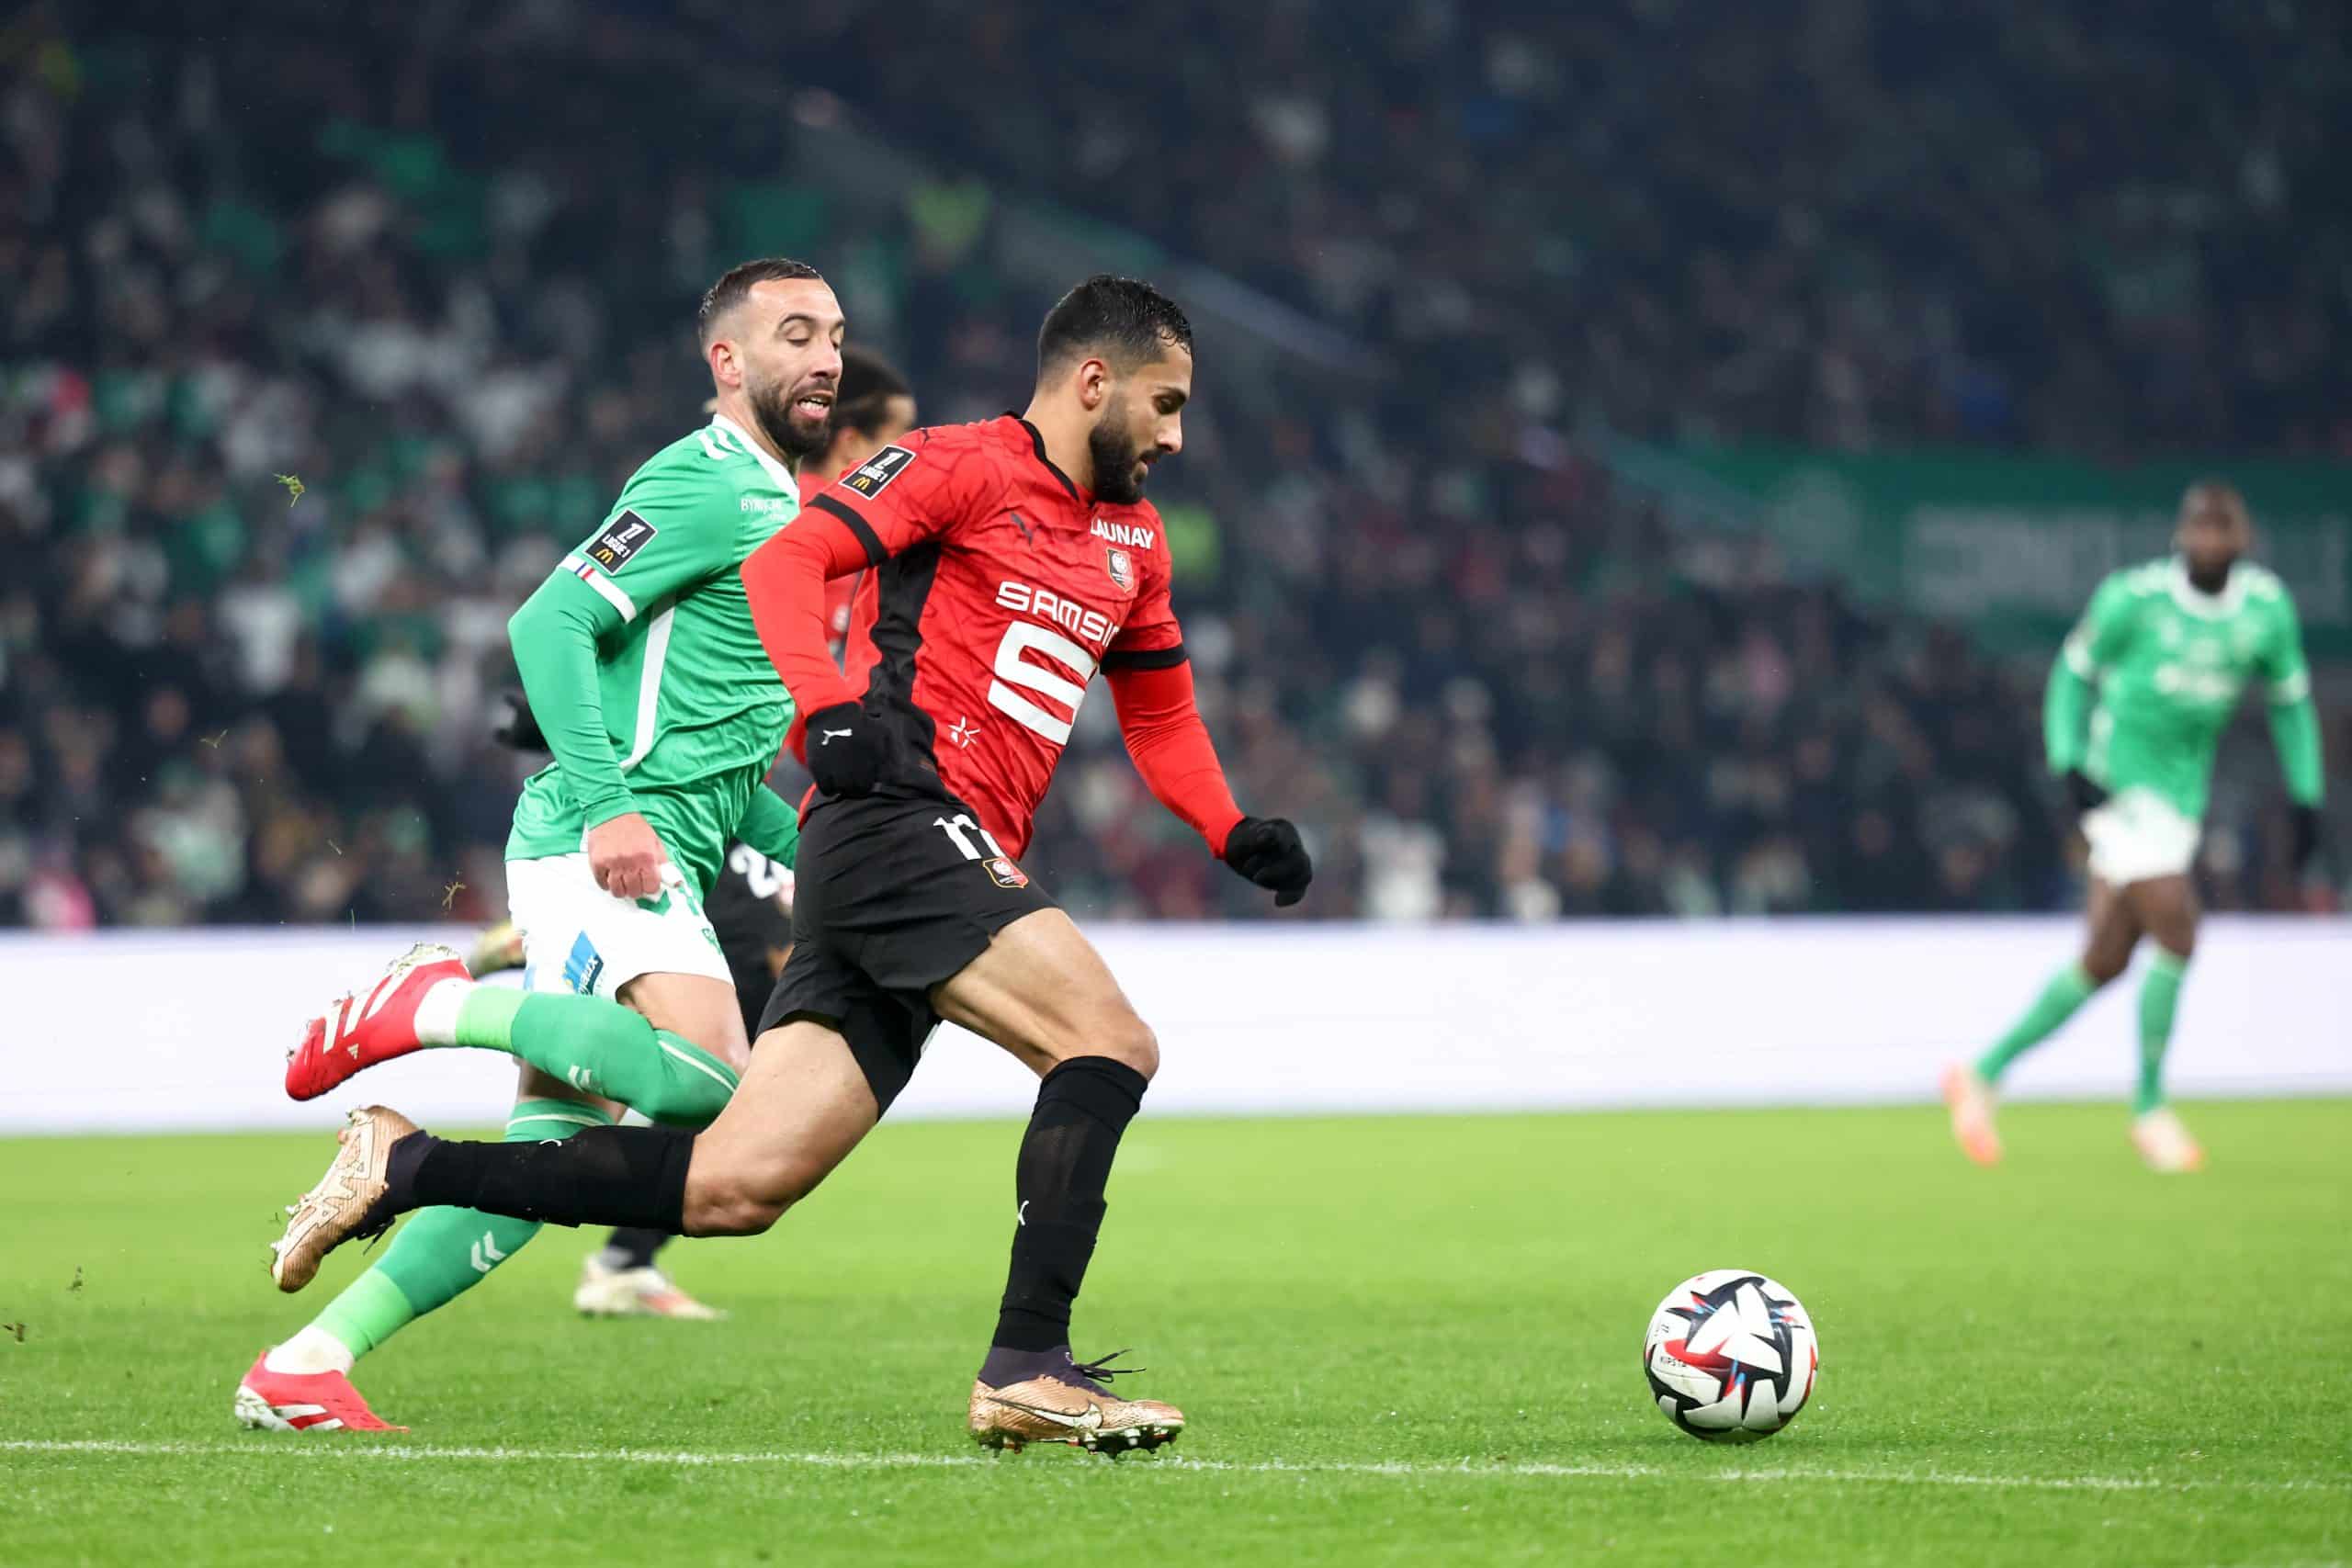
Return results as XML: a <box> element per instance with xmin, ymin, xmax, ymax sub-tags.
<box><xmin>2166</xmin><ymin>558</ymin><xmax>2248</xmax><ymax>621</ymax></box>
<box><xmin>618</xmin><ymin>604</ymin><xmax>676</xmax><ymax>773</ymax></box>
<box><xmin>710</xmin><ymin>413</ymin><xmax>800</xmax><ymax>501</ymax></box>
<box><xmin>563</xmin><ymin>555</ymin><xmax>638</xmax><ymax>621</ymax></box>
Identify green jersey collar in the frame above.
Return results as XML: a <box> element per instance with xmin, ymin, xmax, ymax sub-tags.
<box><xmin>2166</xmin><ymin>558</ymin><xmax>2246</xmax><ymax>620</ymax></box>
<box><xmin>710</xmin><ymin>412</ymin><xmax>800</xmax><ymax>499</ymax></box>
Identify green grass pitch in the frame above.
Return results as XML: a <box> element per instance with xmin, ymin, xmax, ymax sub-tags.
<box><xmin>4</xmin><ymin>1100</ymin><xmax>2348</xmax><ymax>1565</ymax></box>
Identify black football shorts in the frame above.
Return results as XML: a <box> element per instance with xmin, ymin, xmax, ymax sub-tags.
<box><xmin>707</xmin><ymin>843</ymin><xmax>798</xmax><ymax>1042</ymax></box>
<box><xmin>757</xmin><ymin>786</ymin><xmax>1056</xmax><ymax>1112</ymax></box>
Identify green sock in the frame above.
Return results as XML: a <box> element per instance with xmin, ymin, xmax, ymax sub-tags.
<box><xmin>1976</xmin><ymin>964</ymin><xmax>2098</xmax><ymax>1084</ymax></box>
<box><xmin>2135</xmin><ymin>950</ymin><xmax>2188</xmax><ymax>1115</ymax></box>
<box><xmin>311</xmin><ymin>1099</ymin><xmax>615</xmax><ymax>1361</ymax></box>
<box><xmin>452</xmin><ymin>987</ymin><xmax>740</xmax><ymax>1127</ymax></box>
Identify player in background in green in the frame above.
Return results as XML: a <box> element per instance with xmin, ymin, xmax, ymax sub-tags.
<box><xmin>234</xmin><ymin>258</ymin><xmax>846</xmax><ymax>1432</ymax></box>
<box><xmin>1945</xmin><ymin>482</ymin><xmax>2326</xmax><ymax>1173</ymax></box>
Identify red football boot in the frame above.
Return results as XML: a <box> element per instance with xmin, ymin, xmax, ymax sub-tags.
<box><xmin>284</xmin><ymin>942</ymin><xmax>469</xmax><ymax>1101</ymax></box>
<box><xmin>233</xmin><ymin>1351</ymin><xmax>407</xmax><ymax>1433</ymax></box>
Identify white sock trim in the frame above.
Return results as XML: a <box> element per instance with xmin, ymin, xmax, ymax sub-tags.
<box><xmin>263</xmin><ymin>1324</ymin><xmax>357</xmax><ymax>1377</ymax></box>
<box><xmin>411</xmin><ymin>977</ymin><xmax>473</xmax><ymax>1047</ymax></box>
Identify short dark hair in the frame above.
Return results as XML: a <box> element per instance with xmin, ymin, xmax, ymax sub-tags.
<box><xmin>698</xmin><ymin>257</ymin><xmax>823</xmax><ymax>346</ymax></box>
<box><xmin>1035</xmin><ymin>275</ymin><xmax>1193</xmax><ymax>380</ymax></box>
<box><xmin>833</xmin><ymin>344</ymin><xmax>913</xmax><ymax>434</ymax></box>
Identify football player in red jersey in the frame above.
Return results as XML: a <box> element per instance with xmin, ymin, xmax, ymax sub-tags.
<box><xmin>267</xmin><ymin>278</ymin><xmax>1311</xmax><ymax>1454</ymax></box>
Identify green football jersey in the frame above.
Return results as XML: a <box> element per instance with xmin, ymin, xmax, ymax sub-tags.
<box><xmin>2055</xmin><ymin>558</ymin><xmax>2312</xmax><ymax>820</ymax></box>
<box><xmin>505</xmin><ymin>414</ymin><xmax>800</xmax><ymax>894</ymax></box>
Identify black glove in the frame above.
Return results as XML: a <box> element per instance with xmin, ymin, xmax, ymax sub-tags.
<box><xmin>803</xmin><ymin>701</ymin><xmax>888</xmax><ymax>798</ymax></box>
<box><xmin>493</xmin><ymin>693</ymin><xmax>549</xmax><ymax>753</ymax></box>
<box><xmin>2290</xmin><ymin>805</ymin><xmax>2323</xmax><ymax>874</ymax></box>
<box><xmin>1225</xmin><ymin>816</ymin><xmax>1313</xmax><ymax>908</ymax></box>
<box><xmin>2063</xmin><ymin>769</ymin><xmax>2108</xmax><ymax>819</ymax></box>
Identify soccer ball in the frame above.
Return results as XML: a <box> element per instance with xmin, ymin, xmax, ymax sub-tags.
<box><xmin>1642</xmin><ymin>1269</ymin><xmax>1817</xmax><ymax>1442</ymax></box>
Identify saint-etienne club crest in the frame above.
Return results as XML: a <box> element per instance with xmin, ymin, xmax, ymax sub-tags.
<box><xmin>1104</xmin><ymin>546</ymin><xmax>1135</xmax><ymax>592</ymax></box>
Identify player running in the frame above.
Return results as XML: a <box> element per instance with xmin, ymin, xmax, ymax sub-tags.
<box><xmin>235</xmin><ymin>258</ymin><xmax>842</xmax><ymax>1432</ymax></box>
<box><xmin>264</xmin><ymin>276</ymin><xmax>1314</xmax><ymax>1453</ymax></box>
<box><xmin>1945</xmin><ymin>482</ymin><xmax>2326</xmax><ymax>1172</ymax></box>
<box><xmin>471</xmin><ymin>344</ymin><xmax>920</xmax><ymax>1321</ymax></box>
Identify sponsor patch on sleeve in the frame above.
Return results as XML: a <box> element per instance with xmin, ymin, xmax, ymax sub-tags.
<box><xmin>842</xmin><ymin>445</ymin><xmax>918</xmax><ymax>498</ymax></box>
<box><xmin>586</xmin><ymin>512</ymin><xmax>659</xmax><ymax>572</ymax></box>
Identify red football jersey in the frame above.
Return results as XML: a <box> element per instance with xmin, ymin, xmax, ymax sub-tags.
<box><xmin>785</xmin><ymin>416</ymin><xmax>1186</xmax><ymax>857</ymax></box>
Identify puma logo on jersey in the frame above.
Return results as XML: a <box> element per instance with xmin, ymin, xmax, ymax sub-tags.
<box><xmin>1091</xmin><ymin>517</ymin><xmax>1155</xmax><ymax>550</ymax></box>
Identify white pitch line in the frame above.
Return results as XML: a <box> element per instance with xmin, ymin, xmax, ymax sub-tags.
<box><xmin>1</xmin><ymin>1439</ymin><xmax>2344</xmax><ymax>1495</ymax></box>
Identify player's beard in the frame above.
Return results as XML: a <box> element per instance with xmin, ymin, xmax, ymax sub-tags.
<box><xmin>1088</xmin><ymin>412</ymin><xmax>1153</xmax><ymax>504</ymax></box>
<box><xmin>748</xmin><ymin>373</ymin><xmax>832</xmax><ymax>463</ymax></box>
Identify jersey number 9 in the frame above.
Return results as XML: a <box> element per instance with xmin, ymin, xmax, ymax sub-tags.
<box><xmin>987</xmin><ymin>622</ymin><xmax>1098</xmax><ymax>744</ymax></box>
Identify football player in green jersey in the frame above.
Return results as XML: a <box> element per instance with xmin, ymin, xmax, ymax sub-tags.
<box><xmin>1945</xmin><ymin>482</ymin><xmax>2326</xmax><ymax>1173</ymax></box>
<box><xmin>236</xmin><ymin>259</ymin><xmax>845</xmax><ymax>1433</ymax></box>
<box><xmin>470</xmin><ymin>344</ymin><xmax>919</xmax><ymax>1321</ymax></box>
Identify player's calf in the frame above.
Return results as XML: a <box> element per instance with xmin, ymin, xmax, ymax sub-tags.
<box><xmin>266</xmin><ymin>1021</ymin><xmax>885</xmax><ymax>1269</ymax></box>
<box><xmin>287</xmin><ymin>946</ymin><xmax>741</xmax><ymax>1126</ymax></box>
<box><xmin>680</xmin><ymin>1018</ymin><xmax>881</xmax><ymax>1234</ymax></box>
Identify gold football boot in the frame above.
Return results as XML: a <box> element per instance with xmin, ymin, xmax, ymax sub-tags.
<box><xmin>969</xmin><ymin>1349</ymin><xmax>1183</xmax><ymax>1455</ymax></box>
<box><xmin>270</xmin><ymin>1105</ymin><xmax>417</xmax><ymax>1291</ymax></box>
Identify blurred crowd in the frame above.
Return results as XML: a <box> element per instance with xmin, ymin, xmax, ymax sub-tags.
<box><xmin>828</xmin><ymin>0</ymin><xmax>2352</xmax><ymax>456</ymax></box>
<box><xmin>3</xmin><ymin>3</ymin><xmax>2342</xmax><ymax>929</ymax></box>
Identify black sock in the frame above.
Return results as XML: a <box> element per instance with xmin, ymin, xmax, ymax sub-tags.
<box><xmin>600</xmin><ymin>1227</ymin><xmax>671</xmax><ymax>1269</ymax></box>
<box><xmin>388</xmin><ymin>1126</ymin><xmax>695</xmax><ymax>1233</ymax></box>
<box><xmin>990</xmin><ymin>1055</ymin><xmax>1148</xmax><ymax>1355</ymax></box>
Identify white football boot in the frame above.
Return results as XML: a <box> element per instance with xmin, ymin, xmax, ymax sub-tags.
<box><xmin>574</xmin><ymin>1254</ymin><xmax>725</xmax><ymax>1320</ymax></box>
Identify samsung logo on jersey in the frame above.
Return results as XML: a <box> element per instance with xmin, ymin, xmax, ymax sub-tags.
<box><xmin>1091</xmin><ymin>517</ymin><xmax>1155</xmax><ymax>550</ymax></box>
<box><xmin>995</xmin><ymin>581</ymin><xmax>1121</xmax><ymax>650</ymax></box>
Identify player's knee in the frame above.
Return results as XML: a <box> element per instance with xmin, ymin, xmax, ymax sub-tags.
<box><xmin>2081</xmin><ymin>950</ymin><xmax>2129</xmax><ymax>987</ymax></box>
<box><xmin>686</xmin><ymin>1154</ymin><xmax>825</xmax><ymax>1236</ymax></box>
<box><xmin>686</xmin><ymin>1176</ymin><xmax>787</xmax><ymax>1236</ymax></box>
<box><xmin>711</xmin><ymin>1032</ymin><xmax>752</xmax><ymax>1076</ymax></box>
<box><xmin>693</xmin><ymin>1190</ymin><xmax>784</xmax><ymax>1236</ymax></box>
<box><xmin>1095</xmin><ymin>1010</ymin><xmax>1159</xmax><ymax>1081</ymax></box>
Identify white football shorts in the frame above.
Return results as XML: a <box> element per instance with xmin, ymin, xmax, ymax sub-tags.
<box><xmin>503</xmin><ymin>852</ymin><xmax>730</xmax><ymax>1000</ymax></box>
<box><xmin>2081</xmin><ymin>788</ymin><xmax>2201</xmax><ymax>888</ymax></box>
